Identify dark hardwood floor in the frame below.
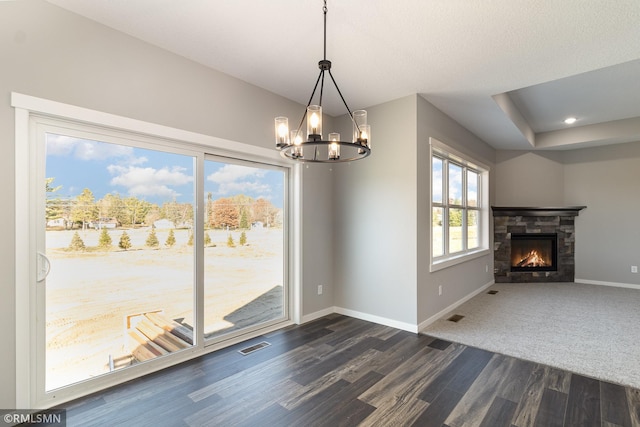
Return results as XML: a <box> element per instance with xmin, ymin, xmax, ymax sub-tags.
<box><xmin>62</xmin><ymin>314</ymin><xmax>640</xmax><ymax>426</ymax></box>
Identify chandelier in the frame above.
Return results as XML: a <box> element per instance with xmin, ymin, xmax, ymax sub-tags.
<box><xmin>275</xmin><ymin>0</ymin><xmax>371</xmax><ymax>163</ymax></box>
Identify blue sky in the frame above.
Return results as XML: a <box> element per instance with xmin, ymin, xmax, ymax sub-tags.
<box><xmin>45</xmin><ymin>133</ymin><xmax>284</xmax><ymax>208</ymax></box>
<box><xmin>432</xmin><ymin>157</ymin><xmax>477</xmax><ymax>205</ymax></box>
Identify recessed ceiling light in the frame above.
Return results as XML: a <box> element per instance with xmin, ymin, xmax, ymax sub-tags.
<box><xmin>564</xmin><ymin>117</ymin><xmax>577</xmax><ymax>125</ymax></box>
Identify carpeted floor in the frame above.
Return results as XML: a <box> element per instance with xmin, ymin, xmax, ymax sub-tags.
<box><xmin>422</xmin><ymin>282</ymin><xmax>640</xmax><ymax>389</ymax></box>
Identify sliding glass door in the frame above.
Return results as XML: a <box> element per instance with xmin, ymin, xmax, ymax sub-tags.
<box><xmin>40</xmin><ymin>126</ymin><xmax>197</xmax><ymax>392</ymax></box>
<box><xmin>30</xmin><ymin>115</ymin><xmax>290</xmax><ymax>405</ymax></box>
<box><xmin>203</xmin><ymin>157</ymin><xmax>287</xmax><ymax>340</ymax></box>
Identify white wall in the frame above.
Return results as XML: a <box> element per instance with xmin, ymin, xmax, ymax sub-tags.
<box><xmin>0</xmin><ymin>0</ymin><xmax>333</xmax><ymax>407</ymax></box>
<box><xmin>416</xmin><ymin>96</ymin><xmax>496</xmax><ymax>324</ymax></box>
<box><xmin>333</xmin><ymin>95</ymin><xmax>418</xmax><ymax>327</ymax></box>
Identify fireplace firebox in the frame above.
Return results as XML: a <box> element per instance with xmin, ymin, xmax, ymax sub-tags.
<box><xmin>510</xmin><ymin>233</ymin><xmax>557</xmax><ymax>272</ymax></box>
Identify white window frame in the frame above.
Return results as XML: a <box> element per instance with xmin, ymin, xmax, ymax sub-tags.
<box><xmin>430</xmin><ymin>137</ymin><xmax>490</xmax><ymax>272</ymax></box>
<box><xmin>13</xmin><ymin>92</ymin><xmax>302</xmax><ymax>408</ymax></box>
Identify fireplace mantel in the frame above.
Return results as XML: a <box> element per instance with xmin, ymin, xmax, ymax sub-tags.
<box><xmin>491</xmin><ymin>206</ymin><xmax>586</xmax><ymax>217</ymax></box>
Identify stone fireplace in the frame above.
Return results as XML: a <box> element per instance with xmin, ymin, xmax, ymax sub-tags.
<box><xmin>492</xmin><ymin>206</ymin><xmax>585</xmax><ymax>283</ymax></box>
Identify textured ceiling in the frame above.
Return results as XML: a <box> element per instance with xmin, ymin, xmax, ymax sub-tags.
<box><xmin>46</xmin><ymin>0</ymin><xmax>640</xmax><ymax>150</ymax></box>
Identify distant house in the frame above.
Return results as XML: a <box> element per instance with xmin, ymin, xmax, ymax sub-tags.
<box><xmin>46</xmin><ymin>218</ymin><xmax>67</xmax><ymax>228</ymax></box>
<box><xmin>153</xmin><ymin>219</ymin><xmax>175</xmax><ymax>229</ymax></box>
<box><xmin>94</xmin><ymin>218</ymin><xmax>118</xmax><ymax>229</ymax></box>
<box><xmin>251</xmin><ymin>221</ymin><xmax>264</xmax><ymax>230</ymax></box>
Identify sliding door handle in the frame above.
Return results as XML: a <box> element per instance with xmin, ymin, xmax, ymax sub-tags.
<box><xmin>37</xmin><ymin>252</ymin><xmax>51</xmax><ymax>282</ymax></box>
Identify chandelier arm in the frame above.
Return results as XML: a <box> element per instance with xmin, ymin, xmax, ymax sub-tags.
<box><xmin>327</xmin><ymin>69</ymin><xmax>361</xmax><ymax>133</ymax></box>
<box><xmin>319</xmin><ymin>70</ymin><xmax>325</xmax><ymax>107</ymax></box>
<box><xmin>305</xmin><ymin>69</ymin><xmax>325</xmax><ymax>108</ymax></box>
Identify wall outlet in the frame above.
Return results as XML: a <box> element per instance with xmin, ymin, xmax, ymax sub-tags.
<box><xmin>438</xmin><ymin>285</ymin><xmax>443</xmax><ymax>296</ymax></box>
<box><xmin>632</xmin><ymin>266</ymin><xmax>638</xmax><ymax>273</ymax></box>
<box><xmin>317</xmin><ymin>284</ymin><xmax>323</xmax><ymax>295</ymax></box>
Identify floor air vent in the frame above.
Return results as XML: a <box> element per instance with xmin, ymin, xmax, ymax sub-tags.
<box><xmin>238</xmin><ymin>341</ymin><xmax>271</xmax><ymax>355</ymax></box>
<box><xmin>487</xmin><ymin>290</ymin><xmax>499</xmax><ymax>295</ymax></box>
<box><xmin>447</xmin><ymin>314</ymin><xmax>465</xmax><ymax>323</ymax></box>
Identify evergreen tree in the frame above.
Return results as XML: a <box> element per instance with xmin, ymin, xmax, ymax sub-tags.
<box><xmin>227</xmin><ymin>234</ymin><xmax>235</xmax><ymax>247</ymax></box>
<box><xmin>239</xmin><ymin>231</ymin><xmax>247</xmax><ymax>246</ymax></box>
<box><xmin>146</xmin><ymin>228</ymin><xmax>160</xmax><ymax>248</ymax></box>
<box><xmin>204</xmin><ymin>232</ymin><xmax>212</xmax><ymax>246</ymax></box>
<box><xmin>98</xmin><ymin>227</ymin><xmax>112</xmax><ymax>249</ymax></box>
<box><xmin>165</xmin><ymin>229</ymin><xmax>176</xmax><ymax>247</ymax></box>
<box><xmin>239</xmin><ymin>209</ymin><xmax>249</xmax><ymax>230</ymax></box>
<box><xmin>119</xmin><ymin>231</ymin><xmax>132</xmax><ymax>250</ymax></box>
<box><xmin>69</xmin><ymin>231</ymin><xmax>86</xmax><ymax>251</ymax></box>
<box><xmin>187</xmin><ymin>232</ymin><xmax>194</xmax><ymax>246</ymax></box>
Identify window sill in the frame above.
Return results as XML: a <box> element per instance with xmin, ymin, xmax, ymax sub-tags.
<box><xmin>430</xmin><ymin>248</ymin><xmax>490</xmax><ymax>272</ymax></box>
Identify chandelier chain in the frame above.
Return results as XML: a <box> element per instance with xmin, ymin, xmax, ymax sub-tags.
<box><xmin>323</xmin><ymin>0</ymin><xmax>327</xmax><ymax>60</ymax></box>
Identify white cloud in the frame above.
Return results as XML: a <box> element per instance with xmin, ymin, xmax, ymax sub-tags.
<box><xmin>46</xmin><ymin>135</ymin><xmax>134</xmax><ymax>160</ymax></box>
<box><xmin>448</xmin><ymin>165</ymin><xmax>463</xmax><ymax>202</ymax></box>
<box><xmin>109</xmin><ymin>165</ymin><xmax>193</xmax><ymax>199</ymax></box>
<box><xmin>207</xmin><ymin>164</ymin><xmax>271</xmax><ymax>196</ymax></box>
<box><xmin>217</xmin><ymin>181</ymin><xmax>272</xmax><ymax>196</ymax></box>
<box><xmin>208</xmin><ymin>164</ymin><xmax>265</xmax><ymax>184</ymax></box>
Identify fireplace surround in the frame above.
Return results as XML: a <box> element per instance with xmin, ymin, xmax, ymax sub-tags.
<box><xmin>492</xmin><ymin>206</ymin><xmax>585</xmax><ymax>283</ymax></box>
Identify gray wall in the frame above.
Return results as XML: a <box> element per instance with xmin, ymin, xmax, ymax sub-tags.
<box><xmin>300</xmin><ymin>137</ymin><xmax>336</xmax><ymax>314</ymax></box>
<box><xmin>0</xmin><ymin>0</ymin><xmax>333</xmax><ymax>407</ymax></box>
<box><xmin>332</xmin><ymin>94</ymin><xmax>497</xmax><ymax>327</ymax></box>
<box><xmin>494</xmin><ymin>142</ymin><xmax>640</xmax><ymax>286</ymax></box>
<box><xmin>333</xmin><ymin>95</ymin><xmax>418</xmax><ymax>325</ymax></box>
<box><xmin>416</xmin><ymin>96</ymin><xmax>496</xmax><ymax>324</ymax></box>
<box><xmin>563</xmin><ymin>141</ymin><xmax>640</xmax><ymax>285</ymax></box>
<box><xmin>494</xmin><ymin>151</ymin><xmax>565</xmax><ymax>206</ymax></box>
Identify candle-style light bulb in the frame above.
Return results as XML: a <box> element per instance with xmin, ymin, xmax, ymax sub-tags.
<box><xmin>275</xmin><ymin>116</ymin><xmax>290</xmax><ymax>148</ymax></box>
<box><xmin>307</xmin><ymin>105</ymin><xmax>322</xmax><ymax>139</ymax></box>
<box><xmin>291</xmin><ymin>130</ymin><xmax>303</xmax><ymax>158</ymax></box>
<box><xmin>310</xmin><ymin>113</ymin><xmax>319</xmax><ymax>134</ymax></box>
<box><xmin>328</xmin><ymin>132</ymin><xmax>340</xmax><ymax>160</ymax></box>
<box><xmin>278</xmin><ymin>123</ymin><xmax>288</xmax><ymax>138</ymax></box>
<box><xmin>358</xmin><ymin>124</ymin><xmax>370</xmax><ymax>154</ymax></box>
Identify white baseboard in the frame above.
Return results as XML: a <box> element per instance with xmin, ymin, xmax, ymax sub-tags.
<box><xmin>300</xmin><ymin>280</ymin><xmax>497</xmax><ymax>334</ymax></box>
<box><xmin>574</xmin><ymin>278</ymin><xmax>640</xmax><ymax>290</ymax></box>
<box><xmin>418</xmin><ymin>280</ymin><xmax>495</xmax><ymax>332</ymax></box>
<box><xmin>301</xmin><ymin>307</ymin><xmax>335</xmax><ymax>324</ymax></box>
<box><xmin>301</xmin><ymin>306</ymin><xmax>418</xmax><ymax>333</ymax></box>
<box><xmin>333</xmin><ymin>307</ymin><xmax>419</xmax><ymax>333</ymax></box>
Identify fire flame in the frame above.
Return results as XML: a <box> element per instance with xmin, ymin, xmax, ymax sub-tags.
<box><xmin>515</xmin><ymin>250</ymin><xmax>549</xmax><ymax>268</ymax></box>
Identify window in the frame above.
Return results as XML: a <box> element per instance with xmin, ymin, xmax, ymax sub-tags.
<box><xmin>430</xmin><ymin>137</ymin><xmax>489</xmax><ymax>271</ymax></box>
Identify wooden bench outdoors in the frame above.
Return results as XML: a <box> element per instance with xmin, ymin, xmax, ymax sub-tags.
<box><xmin>126</xmin><ymin>310</ymin><xmax>193</xmax><ymax>362</ymax></box>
